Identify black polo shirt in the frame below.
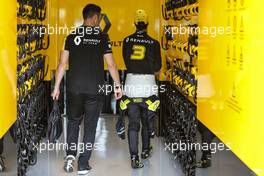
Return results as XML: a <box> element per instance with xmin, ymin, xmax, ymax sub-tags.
<box><xmin>64</xmin><ymin>26</ymin><xmax>112</xmax><ymax>94</ymax></box>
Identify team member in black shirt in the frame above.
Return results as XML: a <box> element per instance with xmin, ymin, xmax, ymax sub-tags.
<box><xmin>122</xmin><ymin>10</ymin><xmax>162</xmax><ymax>169</ymax></box>
<box><xmin>52</xmin><ymin>4</ymin><xmax>122</xmax><ymax>175</ymax></box>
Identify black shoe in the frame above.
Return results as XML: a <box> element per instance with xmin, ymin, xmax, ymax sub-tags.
<box><xmin>77</xmin><ymin>165</ymin><xmax>92</xmax><ymax>175</ymax></box>
<box><xmin>141</xmin><ymin>146</ymin><xmax>153</xmax><ymax>159</ymax></box>
<box><xmin>196</xmin><ymin>158</ymin><xmax>212</xmax><ymax>168</ymax></box>
<box><xmin>63</xmin><ymin>155</ymin><xmax>75</xmax><ymax>173</ymax></box>
<box><xmin>0</xmin><ymin>156</ymin><xmax>5</xmax><ymax>172</ymax></box>
<box><xmin>131</xmin><ymin>156</ymin><xmax>144</xmax><ymax>169</ymax></box>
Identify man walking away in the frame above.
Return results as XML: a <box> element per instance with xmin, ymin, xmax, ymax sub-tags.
<box><xmin>122</xmin><ymin>9</ymin><xmax>162</xmax><ymax>169</ymax></box>
<box><xmin>52</xmin><ymin>4</ymin><xmax>122</xmax><ymax>175</ymax></box>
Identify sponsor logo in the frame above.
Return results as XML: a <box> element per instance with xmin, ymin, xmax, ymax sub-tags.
<box><xmin>74</xmin><ymin>36</ymin><xmax>82</xmax><ymax>45</ymax></box>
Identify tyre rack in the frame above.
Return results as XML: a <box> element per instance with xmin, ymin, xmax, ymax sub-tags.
<box><xmin>17</xmin><ymin>0</ymin><xmax>50</xmax><ymax>175</ymax></box>
<box><xmin>160</xmin><ymin>0</ymin><xmax>198</xmax><ymax>175</ymax></box>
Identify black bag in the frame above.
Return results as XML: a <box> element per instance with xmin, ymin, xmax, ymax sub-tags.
<box><xmin>47</xmin><ymin>100</ymin><xmax>62</xmax><ymax>143</ymax></box>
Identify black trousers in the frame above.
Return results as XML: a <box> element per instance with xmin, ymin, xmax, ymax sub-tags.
<box><xmin>198</xmin><ymin>121</ymin><xmax>215</xmax><ymax>159</ymax></box>
<box><xmin>66</xmin><ymin>92</ymin><xmax>103</xmax><ymax>168</ymax></box>
<box><xmin>127</xmin><ymin>102</ymin><xmax>153</xmax><ymax>157</ymax></box>
<box><xmin>0</xmin><ymin>137</ymin><xmax>3</xmax><ymax>155</ymax></box>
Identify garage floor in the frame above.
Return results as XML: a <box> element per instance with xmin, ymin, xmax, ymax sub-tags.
<box><xmin>196</xmin><ymin>138</ymin><xmax>256</xmax><ymax>176</ymax></box>
<box><xmin>0</xmin><ymin>116</ymin><xmax>255</xmax><ymax>176</ymax></box>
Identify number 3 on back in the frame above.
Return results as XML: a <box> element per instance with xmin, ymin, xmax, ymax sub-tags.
<box><xmin>130</xmin><ymin>45</ymin><xmax>146</xmax><ymax>60</ymax></box>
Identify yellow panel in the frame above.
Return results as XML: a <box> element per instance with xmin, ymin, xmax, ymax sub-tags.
<box><xmin>48</xmin><ymin>0</ymin><xmax>160</xmax><ymax>71</ymax></box>
<box><xmin>198</xmin><ymin>0</ymin><xmax>264</xmax><ymax>175</ymax></box>
<box><xmin>0</xmin><ymin>0</ymin><xmax>17</xmax><ymax>138</ymax></box>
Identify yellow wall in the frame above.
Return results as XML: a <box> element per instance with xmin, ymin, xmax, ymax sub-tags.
<box><xmin>0</xmin><ymin>1</ymin><xmax>17</xmax><ymax>138</ymax></box>
<box><xmin>45</xmin><ymin>0</ymin><xmax>59</xmax><ymax>80</ymax></box>
<box><xmin>47</xmin><ymin>0</ymin><xmax>160</xmax><ymax>74</ymax></box>
<box><xmin>198</xmin><ymin>0</ymin><xmax>264</xmax><ymax>175</ymax></box>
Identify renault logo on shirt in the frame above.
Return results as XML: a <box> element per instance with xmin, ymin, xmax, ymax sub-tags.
<box><xmin>74</xmin><ymin>36</ymin><xmax>82</xmax><ymax>45</ymax></box>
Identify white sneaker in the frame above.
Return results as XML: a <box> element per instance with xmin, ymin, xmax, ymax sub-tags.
<box><xmin>63</xmin><ymin>155</ymin><xmax>75</xmax><ymax>173</ymax></box>
<box><xmin>77</xmin><ymin>165</ymin><xmax>92</xmax><ymax>175</ymax></box>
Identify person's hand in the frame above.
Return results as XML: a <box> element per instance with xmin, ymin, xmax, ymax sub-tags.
<box><xmin>51</xmin><ymin>87</ymin><xmax>60</xmax><ymax>100</ymax></box>
<box><xmin>114</xmin><ymin>86</ymin><xmax>123</xmax><ymax>100</ymax></box>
